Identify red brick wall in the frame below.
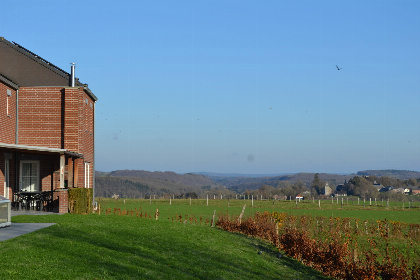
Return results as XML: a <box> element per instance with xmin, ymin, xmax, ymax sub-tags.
<box><xmin>80</xmin><ymin>91</ymin><xmax>95</xmax><ymax>188</ymax></box>
<box><xmin>54</xmin><ymin>189</ymin><xmax>68</xmax><ymax>213</ymax></box>
<box><xmin>64</xmin><ymin>88</ymin><xmax>80</xmax><ymax>152</ymax></box>
<box><xmin>0</xmin><ymin>82</ymin><xmax>17</xmax><ymax>144</ymax></box>
<box><xmin>18</xmin><ymin>87</ymin><xmax>63</xmax><ymax>148</ymax></box>
<box><xmin>2</xmin><ymin>85</ymin><xmax>95</xmax><ymax>195</ymax></box>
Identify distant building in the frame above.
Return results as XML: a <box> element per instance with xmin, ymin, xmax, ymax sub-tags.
<box><xmin>323</xmin><ymin>182</ymin><xmax>332</xmax><ymax>196</ymax></box>
<box><xmin>334</xmin><ymin>190</ymin><xmax>347</xmax><ymax>197</ymax></box>
<box><xmin>392</xmin><ymin>188</ymin><xmax>410</xmax><ymax>195</ymax></box>
<box><xmin>296</xmin><ymin>194</ymin><xmax>304</xmax><ymax>201</ymax></box>
<box><xmin>373</xmin><ymin>181</ymin><xmax>384</xmax><ymax>191</ymax></box>
<box><xmin>379</xmin><ymin>186</ymin><xmax>394</xmax><ymax>192</ymax></box>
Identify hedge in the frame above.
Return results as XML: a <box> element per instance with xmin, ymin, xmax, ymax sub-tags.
<box><xmin>68</xmin><ymin>188</ymin><xmax>93</xmax><ymax>214</ymax></box>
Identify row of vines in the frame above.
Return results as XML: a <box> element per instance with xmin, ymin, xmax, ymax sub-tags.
<box><xmin>99</xmin><ymin>205</ymin><xmax>419</xmax><ymax>279</ymax></box>
<box><xmin>217</xmin><ymin>211</ymin><xmax>420</xmax><ymax>280</ymax></box>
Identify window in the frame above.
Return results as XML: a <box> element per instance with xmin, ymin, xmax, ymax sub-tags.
<box><xmin>20</xmin><ymin>161</ymin><xmax>40</xmax><ymax>192</ymax></box>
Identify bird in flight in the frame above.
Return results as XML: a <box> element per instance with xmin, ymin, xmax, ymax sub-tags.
<box><xmin>336</xmin><ymin>65</ymin><xmax>342</xmax><ymax>70</ymax></box>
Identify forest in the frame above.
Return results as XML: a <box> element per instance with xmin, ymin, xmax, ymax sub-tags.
<box><xmin>95</xmin><ymin>169</ymin><xmax>420</xmax><ymax>202</ymax></box>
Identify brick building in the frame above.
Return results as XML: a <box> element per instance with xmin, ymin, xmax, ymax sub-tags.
<box><xmin>0</xmin><ymin>37</ymin><xmax>97</xmax><ymax>213</ymax></box>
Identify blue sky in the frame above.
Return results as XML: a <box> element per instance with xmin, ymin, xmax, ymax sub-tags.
<box><xmin>2</xmin><ymin>0</ymin><xmax>419</xmax><ymax>174</ymax></box>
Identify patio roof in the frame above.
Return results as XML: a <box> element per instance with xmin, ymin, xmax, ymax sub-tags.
<box><xmin>0</xmin><ymin>143</ymin><xmax>83</xmax><ymax>158</ymax></box>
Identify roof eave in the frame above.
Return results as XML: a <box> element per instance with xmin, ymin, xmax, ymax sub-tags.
<box><xmin>84</xmin><ymin>86</ymin><xmax>98</xmax><ymax>102</ymax></box>
<box><xmin>0</xmin><ymin>142</ymin><xmax>84</xmax><ymax>158</ymax></box>
<box><xmin>0</xmin><ymin>74</ymin><xmax>19</xmax><ymax>90</ymax></box>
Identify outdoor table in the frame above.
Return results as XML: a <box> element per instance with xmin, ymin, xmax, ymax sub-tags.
<box><xmin>17</xmin><ymin>191</ymin><xmax>41</xmax><ymax>210</ymax></box>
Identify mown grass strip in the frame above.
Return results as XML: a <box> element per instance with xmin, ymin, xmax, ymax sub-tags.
<box><xmin>3</xmin><ymin>214</ymin><xmax>330</xmax><ymax>279</ymax></box>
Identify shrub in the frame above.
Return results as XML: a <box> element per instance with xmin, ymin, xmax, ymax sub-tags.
<box><xmin>68</xmin><ymin>188</ymin><xmax>93</xmax><ymax>214</ymax></box>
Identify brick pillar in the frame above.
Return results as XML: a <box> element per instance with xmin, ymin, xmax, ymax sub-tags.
<box><xmin>54</xmin><ymin>189</ymin><xmax>69</xmax><ymax>214</ymax></box>
<box><xmin>68</xmin><ymin>157</ymin><xmax>73</xmax><ymax>188</ymax></box>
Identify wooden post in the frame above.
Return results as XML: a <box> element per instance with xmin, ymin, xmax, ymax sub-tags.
<box><xmin>238</xmin><ymin>204</ymin><xmax>246</xmax><ymax>223</ymax></box>
<box><xmin>211</xmin><ymin>210</ymin><xmax>216</xmax><ymax>227</ymax></box>
<box><xmin>252</xmin><ymin>195</ymin><xmax>254</xmax><ymax>207</ymax></box>
<box><xmin>207</xmin><ymin>195</ymin><xmax>209</xmax><ymax>206</ymax></box>
<box><xmin>341</xmin><ymin>198</ymin><xmax>343</xmax><ymax>209</ymax></box>
<box><xmin>156</xmin><ymin>209</ymin><xmax>159</xmax><ymax>220</ymax></box>
<box><xmin>318</xmin><ymin>200</ymin><xmax>320</xmax><ymax>208</ymax></box>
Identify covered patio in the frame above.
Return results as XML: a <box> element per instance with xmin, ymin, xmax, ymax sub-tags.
<box><xmin>0</xmin><ymin>143</ymin><xmax>85</xmax><ymax>214</ymax></box>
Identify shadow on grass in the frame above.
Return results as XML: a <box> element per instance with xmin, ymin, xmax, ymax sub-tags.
<box><xmin>6</xmin><ymin>215</ymin><xmax>331</xmax><ymax>279</ymax></box>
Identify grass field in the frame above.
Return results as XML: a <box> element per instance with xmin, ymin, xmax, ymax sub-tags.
<box><xmin>2</xmin><ymin>198</ymin><xmax>418</xmax><ymax>279</ymax></box>
<box><xmin>98</xmin><ymin>197</ymin><xmax>420</xmax><ymax>224</ymax></box>
<box><xmin>2</xmin><ymin>211</ymin><xmax>330</xmax><ymax>279</ymax></box>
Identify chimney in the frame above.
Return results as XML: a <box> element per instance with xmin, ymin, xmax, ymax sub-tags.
<box><xmin>70</xmin><ymin>63</ymin><xmax>76</xmax><ymax>87</ymax></box>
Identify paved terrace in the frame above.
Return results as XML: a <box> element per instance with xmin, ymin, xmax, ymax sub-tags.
<box><xmin>0</xmin><ymin>210</ymin><xmax>58</xmax><ymax>241</ymax></box>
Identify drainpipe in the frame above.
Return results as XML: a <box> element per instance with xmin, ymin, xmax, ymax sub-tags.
<box><xmin>15</xmin><ymin>89</ymin><xmax>19</xmax><ymax>144</ymax></box>
<box><xmin>92</xmin><ymin>101</ymin><xmax>96</xmax><ymax>209</ymax></box>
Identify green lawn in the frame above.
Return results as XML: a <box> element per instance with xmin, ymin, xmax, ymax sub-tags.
<box><xmin>99</xmin><ymin>198</ymin><xmax>420</xmax><ymax>224</ymax></box>
<box><xmin>2</xmin><ymin>214</ymin><xmax>330</xmax><ymax>280</ymax></box>
<box><xmin>3</xmin><ymin>198</ymin><xmax>418</xmax><ymax>279</ymax></box>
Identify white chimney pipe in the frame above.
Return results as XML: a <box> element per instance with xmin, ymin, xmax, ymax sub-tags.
<box><xmin>70</xmin><ymin>63</ymin><xmax>76</xmax><ymax>87</ymax></box>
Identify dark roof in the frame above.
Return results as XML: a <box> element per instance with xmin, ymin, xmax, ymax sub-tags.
<box><xmin>0</xmin><ymin>73</ymin><xmax>18</xmax><ymax>90</ymax></box>
<box><xmin>0</xmin><ymin>37</ymin><xmax>97</xmax><ymax>101</ymax></box>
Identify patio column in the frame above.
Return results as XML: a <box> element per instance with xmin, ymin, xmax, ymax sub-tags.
<box><xmin>59</xmin><ymin>154</ymin><xmax>65</xmax><ymax>189</ymax></box>
<box><xmin>74</xmin><ymin>158</ymin><xmax>79</xmax><ymax>188</ymax></box>
<box><xmin>68</xmin><ymin>157</ymin><xmax>73</xmax><ymax>188</ymax></box>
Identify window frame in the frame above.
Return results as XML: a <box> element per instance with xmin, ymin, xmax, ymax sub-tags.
<box><xmin>19</xmin><ymin>160</ymin><xmax>40</xmax><ymax>192</ymax></box>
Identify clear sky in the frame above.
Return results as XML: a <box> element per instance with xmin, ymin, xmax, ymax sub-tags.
<box><xmin>2</xmin><ymin>0</ymin><xmax>419</xmax><ymax>174</ymax></box>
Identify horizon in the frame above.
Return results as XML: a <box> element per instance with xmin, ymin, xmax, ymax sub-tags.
<box><xmin>96</xmin><ymin>168</ymin><xmax>420</xmax><ymax>177</ymax></box>
<box><xmin>2</xmin><ymin>1</ymin><xmax>420</xmax><ymax>174</ymax></box>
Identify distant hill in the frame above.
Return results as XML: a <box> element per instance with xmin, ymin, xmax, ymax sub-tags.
<box><xmin>210</xmin><ymin>173</ymin><xmax>355</xmax><ymax>193</ymax></box>
<box><xmin>95</xmin><ymin>169</ymin><xmax>420</xmax><ymax>198</ymax></box>
<box><xmin>95</xmin><ymin>170</ymin><xmax>222</xmax><ymax>198</ymax></box>
<box><xmin>357</xmin><ymin>170</ymin><xmax>420</xmax><ymax>180</ymax></box>
<box><xmin>108</xmin><ymin>170</ymin><xmax>215</xmax><ymax>187</ymax></box>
